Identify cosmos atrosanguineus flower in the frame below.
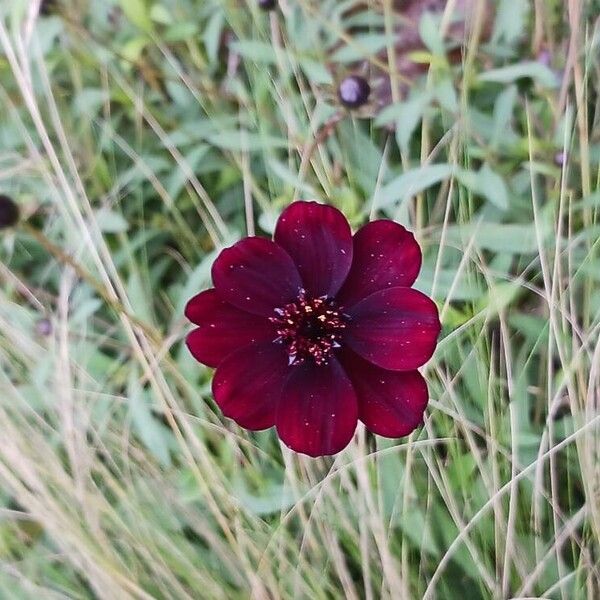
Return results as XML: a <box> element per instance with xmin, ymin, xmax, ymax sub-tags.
<box><xmin>186</xmin><ymin>201</ymin><xmax>440</xmax><ymax>457</ymax></box>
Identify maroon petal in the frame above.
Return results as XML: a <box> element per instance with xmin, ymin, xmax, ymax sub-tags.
<box><xmin>274</xmin><ymin>201</ymin><xmax>353</xmax><ymax>297</ymax></box>
<box><xmin>276</xmin><ymin>359</ymin><xmax>358</xmax><ymax>457</ymax></box>
<box><xmin>212</xmin><ymin>342</ymin><xmax>290</xmax><ymax>431</ymax></box>
<box><xmin>340</xmin><ymin>350</ymin><xmax>429</xmax><ymax>437</ymax></box>
<box><xmin>345</xmin><ymin>287</ymin><xmax>440</xmax><ymax>371</ymax></box>
<box><xmin>212</xmin><ymin>237</ymin><xmax>302</xmax><ymax>316</ymax></box>
<box><xmin>185</xmin><ymin>289</ymin><xmax>276</xmax><ymax>368</ymax></box>
<box><xmin>337</xmin><ymin>220</ymin><xmax>422</xmax><ymax>307</ymax></box>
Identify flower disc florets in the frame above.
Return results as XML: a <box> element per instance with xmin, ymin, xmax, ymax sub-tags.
<box><xmin>271</xmin><ymin>290</ymin><xmax>347</xmax><ymax>366</ymax></box>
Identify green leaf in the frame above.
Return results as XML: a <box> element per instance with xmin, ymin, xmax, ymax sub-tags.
<box><xmin>399</xmin><ymin>509</ymin><xmax>440</xmax><ymax>557</ymax></box>
<box><xmin>35</xmin><ymin>16</ymin><xmax>63</xmax><ymax>55</ymax></box>
<box><xmin>230</xmin><ymin>40</ymin><xmax>279</xmax><ymax>64</ymax></box>
<box><xmin>118</xmin><ymin>0</ymin><xmax>153</xmax><ymax>32</ymax></box>
<box><xmin>478</xmin><ymin>62</ymin><xmax>558</xmax><ymax>87</ymax></box>
<box><xmin>417</xmin><ymin>268</ymin><xmax>484</xmax><ymax>301</ymax></box>
<box><xmin>443</xmin><ymin>222</ymin><xmax>551</xmax><ymax>253</ymax></box>
<box><xmin>481</xmin><ymin>282</ymin><xmax>522</xmax><ymax>315</ymax></box>
<box><xmin>233</xmin><ymin>480</ymin><xmax>298</xmax><ymax>516</ymax></box>
<box><xmin>457</xmin><ymin>165</ymin><xmax>510</xmax><ymax>210</ymax></box>
<box><xmin>73</xmin><ymin>89</ymin><xmax>107</xmax><ymax>117</ymax></box>
<box><xmin>95</xmin><ymin>207</ymin><xmax>129</xmax><ymax>233</ymax></box>
<box><xmin>127</xmin><ymin>270</ymin><xmax>154</xmax><ymax>325</ymax></box>
<box><xmin>206</xmin><ymin>130</ymin><xmax>288</xmax><ymax>151</ymax></box>
<box><xmin>204</xmin><ymin>11</ymin><xmax>225</xmax><ymax>65</ymax></box>
<box><xmin>492</xmin><ymin>0</ymin><xmax>530</xmax><ymax>45</ymax></box>
<box><xmin>121</xmin><ymin>37</ymin><xmax>148</xmax><ymax>62</ymax></box>
<box><xmin>337</xmin><ymin>119</ymin><xmax>385</xmax><ymax>197</ymax></box>
<box><xmin>377</xmin><ymin>90</ymin><xmax>433</xmax><ymax>152</ymax></box>
<box><xmin>434</xmin><ymin>78</ymin><xmax>459</xmax><ymax>113</ymax></box>
<box><xmin>164</xmin><ymin>22</ymin><xmax>199</xmax><ymax>43</ymax></box>
<box><xmin>128</xmin><ymin>371</ymin><xmax>173</xmax><ymax>468</ymax></box>
<box><xmin>300</xmin><ymin>59</ymin><xmax>333</xmax><ymax>85</ymax></box>
<box><xmin>491</xmin><ymin>84</ymin><xmax>518</xmax><ymax>147</ymax></box>
<box><xmin>330</xmin><ymin>33</ymin><xmax>396</xmax><ymax>63</ymax></box>
<box><xmin>379</xmin><ymin>163</ymin><xmax>455</xmax><ymax>207</ymax></box>
<box><xmin>477</xmin><ymin>165</ymin><xmax>510</xmax><ymax>210</ymax></box>
<box><xmin>396</xmin><ymin>99</ymin><xmax>428</xmax><ymax>153</ymax></box>
<box><xmin>258</xmin><ymin>210</ymin><xmax>279</xmax><ymax>235</ymax></box>
<box><xmin>267</xmin><ymin>159</ymin><xmax>318</xmax><ymax>197</ymax></box>
<box><xmin>419</xmin><ymin>12</ymin><xmax>444</xmax><ymax>56</ymax></box>
<box><xmin>149</xmin><ymin>4</ymin><xmax>172</xmax><ymax>24</ymax></box>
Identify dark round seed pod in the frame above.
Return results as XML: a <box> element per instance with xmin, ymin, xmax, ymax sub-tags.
<box><xmin>338</xmin><ymin>75</ymin><xmax>371</xmax><ymax>109</ymax></box>
<box><xmin>0</xmin><ymin>195</ymin><xmax>20</xmax><ymax>229</ymax></box>
<box><xmin>257</xmin><ymin>0</ymin><xmax>276</xmax><ymax>10</ymax></box>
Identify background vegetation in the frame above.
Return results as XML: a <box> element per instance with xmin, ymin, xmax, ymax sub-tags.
<box><xmin>0</xmin><ymin>0</ymin><xmax>599</xmax><ymax>598</ymax></box>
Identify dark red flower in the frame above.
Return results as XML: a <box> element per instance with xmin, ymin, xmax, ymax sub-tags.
<box><xmin>185</xmin><ymin>201</ymin><xmax>440</xmax><ymax>457</ymax></box>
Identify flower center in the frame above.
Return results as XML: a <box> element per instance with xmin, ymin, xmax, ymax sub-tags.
<box><xmin>270</xmin><ymin>290</ymin><xmax>347</xmax><ymax>366</ymax></box>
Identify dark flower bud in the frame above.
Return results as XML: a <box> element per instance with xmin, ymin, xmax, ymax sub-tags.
<box><xmin>338</xmin><ymin>75</ymin><xmax>371</xmax><ymax>109</ymax></box>
<box><xmin>257</xmin><ymin>0</ymin><xmax>276</xmax><ymax>10</ymax></box>
<box><xmin>39</xmin><ymin>0</ymin><xmax>56</xmax><ymax>16</ymax></box>
<box><xmin>0</xmin><ymin>195</ymin><xmax>20</xmax><ymax>229</ymax></box>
